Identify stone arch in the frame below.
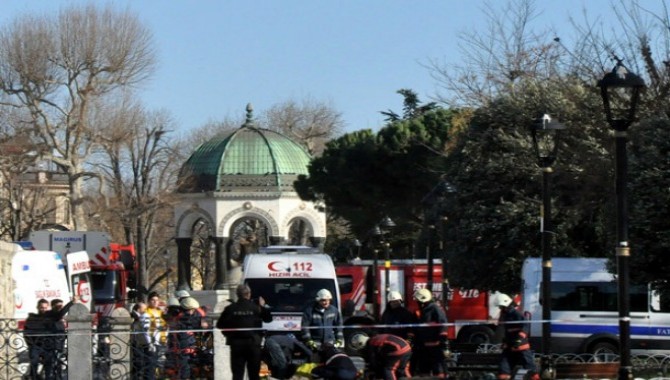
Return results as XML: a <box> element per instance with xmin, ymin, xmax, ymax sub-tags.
<box><xmin>175</xmin><ymin>207</ymin><xmax>216</xmax><ymax>238</ymax></box>
<box><xmin>282</xmin><ymin>207</ymin><xmax>326</xmax><ymax>237</ymax></box>
<box><xmin>218</xmin><ymin>206</ymin><xmax>280</xmax><ymax>237</ymax></box>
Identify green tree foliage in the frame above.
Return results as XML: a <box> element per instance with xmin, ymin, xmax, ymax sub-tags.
<box><xmin>430</xmin><ymin>0</ymin><xmax>670</xmax><ymax>293</ymax></box>
<box><xmin>295</xmin><ymin>107</ymin><xmax>463</xmax><ymax>253</ymax></box>
<box><xmin>439</xmin><ymin>79</ymin><xmax>614</xmax><ymax>293</ymax></box>
<box><xmin>628</xmin><ymin>117</ymin><xmax>670</xmax><ymax>293</ymax></box>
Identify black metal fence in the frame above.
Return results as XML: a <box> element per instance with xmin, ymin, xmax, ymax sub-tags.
<box><xmin>3</xmin><ymin>316</ymin><xmax>670</xmax><ymax>380</ymax></box>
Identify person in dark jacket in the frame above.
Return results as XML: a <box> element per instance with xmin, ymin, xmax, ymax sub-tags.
<box><xmin>168</xmin><ymin>297</ymin><xmax>204</xmax><ymax>379</ymax></box>
<box><xmin>380</xmin><ymin>291</ymin><xmax>417</xmax><ymax>340</ymax></box>
<box><xmin>351</xmin><ymin>333</ymin><xmax>412</xmax><ymax>380</ymax></box>
<box><xmin>217</xmin><ymin>284</ymin><xmax>272</xmax><ymax>380</ymax></box>
<box><xmin>496</xmin><ymin>294</ymin><xmax>538</xmax><ymax>380</ymax></box>
<box><xmin>262</xmin><ymin>334</ymin><xmax>313</xmax><ymax>379</ymax></box>
<box><xmin>301</xmin><ymin>289</ymin><xmax>344</xmax><ymax>350</ymax></box>
<box><xmin>311</xmin><ymin>343</ymin><xmax>358</xmax><ymax>380</ymax></box>
<box><xmin>131</xmin><ymin>302</ymin><xmax>155</xmax><ymax>380</ymax></box>
<box><xmin>413</xmin><ymin>288</ymin><xmax>449</xmax><ymax>378</ymax></box>
<box><xmin>24</xmin><ymin>297</ymin><xmax>76</xmax><ymax>380</ymax></box>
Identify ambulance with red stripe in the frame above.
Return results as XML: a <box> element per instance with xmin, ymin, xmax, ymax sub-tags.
<box><xmin>0</xmin><ymin>241</ymin><xmax>92</xmax><ymax>321</ymax></box>
<box><xmin>28</xmin><ymin>231</ymin><xmax>136</xmax><ymax>318</ymax></box>
<box><xmin>241</xmin><ymin>246</ymin><xmax>341</xmax><ymax>333</ymax></box>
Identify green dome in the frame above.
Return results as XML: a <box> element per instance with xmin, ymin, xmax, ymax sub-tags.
<box><xmin>178</xmin><ymin>110</ymin><xmax>311</xmax><ymax>193</ymax></box>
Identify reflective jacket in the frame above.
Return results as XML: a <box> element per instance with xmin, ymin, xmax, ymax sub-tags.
<box><xmin>300</xmin><ymin>303</ymin><xmax>344</xmax><ymax>344</ymax></box>
<box><xmin>413</xmin><ymin>301</ymin><xmax>448</xmax><ymax>346</ymax></box>
<box><xmin>499</xmin><ymin>307</ymin><xmax>530</xmax><ymax>352</ymax></box>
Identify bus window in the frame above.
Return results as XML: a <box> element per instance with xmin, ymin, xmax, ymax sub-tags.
<box><xmin>552</xmin><ymin>281</ymin><xmax>648</xmax><ymax>312</ymax></box>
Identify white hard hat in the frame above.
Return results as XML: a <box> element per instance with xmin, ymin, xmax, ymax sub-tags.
<box><xmin>387</xmin><ymin>291</ymin><xmax>403</xmax><ymax>302</ymax></box>
<box><xmin>315</xmin><ymin>289</ymin><xmax>333</xmax><ymax>301</ymax></box>
<box><xmin>350</xmin><ymin>334</ymin><xmax>369</xmax><ymax>350</ymax></box>
<box><xmin>414</xmin><ymin>288</ymin><xmax>433</xmax><ymax>303</ymax></box>
<box><xmin>167</xmin><ymin>297</ymin><xmax>180</xmax><ymax>307</ymax></box>
<box><xmin>497</xmin><ymin>293</ymin><xmax>514</xmax><ymax>308</ymax></box>
<box><xmin>174</xmin><ymin>289</ymin><xmax>190</xmax><ymax>299</ymax></box>
<box><xmin>180</xmin><ymin>297</ymin><xmax>200</xmax><ymax>310</ymax></box>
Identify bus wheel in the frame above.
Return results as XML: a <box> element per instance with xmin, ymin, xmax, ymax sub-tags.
<box><xmin>589</xmin><ymin>341</ymin><xmax>618</xmax><ymax>362</ymax></box>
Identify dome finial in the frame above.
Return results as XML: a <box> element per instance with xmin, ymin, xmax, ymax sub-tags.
<box><xmin>244</xmin><ymin>103</ymin><xmax>254</xmax><ymax>127</ymax></box>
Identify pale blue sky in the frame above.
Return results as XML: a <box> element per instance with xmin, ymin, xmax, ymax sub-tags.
<box><xmin>2</xmin><ymin>1</ymin><xmax>664</xmax><ymax>134</ymax></box>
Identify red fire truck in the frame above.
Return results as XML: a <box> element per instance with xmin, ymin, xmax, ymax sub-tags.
<box><xmin>28</xmin><ymin>231</ymin><xmax>137</xmax><ymax>317</ymax></box>
<box><xmin>336</xmin><ymin>259</ymin><xmax>503</xmax><ymax>344</ymax></box>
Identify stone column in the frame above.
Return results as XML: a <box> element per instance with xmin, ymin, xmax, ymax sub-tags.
<box><xmin>109</xmin><ymin>307</ymin><xmax>133</xmax><ymax>378</ymax></box>
<box><xmin>176</xmin><ymin>237</ymin><xmax>193</xmax><ymax>291</ymax></box>
<box><xmin>67</xmin><ymin>304</ymin><xmax>93</xmax><ymax>379</ymax></box>
<box><xmin>213</xmin><ymin>237</ymin><xmax>228</xmax><ymax>290</ymax></box>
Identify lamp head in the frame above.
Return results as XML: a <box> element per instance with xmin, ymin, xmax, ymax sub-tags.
<box><xmin>531</xmin><ymin>113</ymin><xmax>565</xmax><ymax>168</ymax></box>
<box><xmin>597</xmin><ymin>59</ymin><xmax>646</xmax><ymax>130</ymax></box>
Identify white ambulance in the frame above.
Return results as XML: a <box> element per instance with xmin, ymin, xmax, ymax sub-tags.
<box><xmin>11</xmin><ymin>248</ymin><xmax>92</xmax><ymax>320</ymax></box>
<box><xmin>241</xmin><ymin>247</ymin><xmax>340</xmax><ymax>332</ymax></box>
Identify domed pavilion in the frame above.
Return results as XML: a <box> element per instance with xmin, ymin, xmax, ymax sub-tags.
<box><xmin>173</xmin><ymin>105</ymin><xmax>326</xmax><ymax>291</ymax></box>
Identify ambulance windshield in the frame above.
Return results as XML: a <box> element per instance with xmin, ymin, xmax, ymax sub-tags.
<box><xmin>245</xmin><ymin>279</ymin><xmax>338</xmax><ymax>312</ymax></box>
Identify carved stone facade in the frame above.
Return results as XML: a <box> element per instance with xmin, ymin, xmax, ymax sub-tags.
<box><xmin>173</xmin><ymin>106</ymin><xmax>326</xmax><ymax>290</ymax></box>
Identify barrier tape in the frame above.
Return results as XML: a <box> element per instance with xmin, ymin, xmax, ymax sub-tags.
<box><xmin>10</xmin><ymin>317</ymin><xmax>613</xmax><ymax>336</ymax></box>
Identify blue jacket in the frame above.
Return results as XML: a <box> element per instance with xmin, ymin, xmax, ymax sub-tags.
<box><xmin>300</xmin><ymin>303</ymin><xmax>344</xmax><ymax>344</ymax></box>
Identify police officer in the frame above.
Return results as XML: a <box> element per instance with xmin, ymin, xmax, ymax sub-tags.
<box><xmin>497</xmin><ymin>294</ymin><xmax>538</xmax><ymax>380</ymax></box>
<box><xmin>413</xmin><ymin>288</ymin><xmax>450</xmax><ymax>378</ymax></box>
<box><xmin>301</xmin><ymin>289</ymin><xmax>344</xmax><ymax>350</ymax></box>
<box><xmin>217</xmin><ymin>284</ymin><xmax>272</xmax><ymax>380</ymax></box>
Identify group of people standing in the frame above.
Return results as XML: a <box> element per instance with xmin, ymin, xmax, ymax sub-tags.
<box><xmin>24</xmin><ymin>296</ymin><xmax>78</xmax><ymax>379</ymax></box>
<box><xmin>130</xmin><ymin>290</ymin><xmax>210</xmax><ymax>379</ymax></box>
<box><xmin>349</xmin><ymin>288</ymin><xmax>451</xmax><ymax>380</ymax></box>
<box><xmin>22</xmin><ymin>284</ymin><xmax>535</xmax><ymax>380</ymax></box>
<box><xmin>353</xmin><ymin>290</ymin><xmax>537</xmax><ymax>380</ymax></box>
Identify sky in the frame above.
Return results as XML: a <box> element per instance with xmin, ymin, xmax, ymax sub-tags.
<box><xmin>2</xmin><ymin>1</ymin><xmax>665</xmax><ymax>135</ymax></box>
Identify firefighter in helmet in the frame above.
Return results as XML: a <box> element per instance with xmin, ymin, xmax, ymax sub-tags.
<box><xmin>351</xmin><ymin>333</ymin><xmax>412</xmax><ymax>380</ymax></box>
<box><xmin>413</xmin><ymin>288</ymin><xmax>450</xmax><ymax>378</ymax></box>
<box><xmin>380</xmin><ymin>291</ymin><xmax>417</xmax><ymax>340</ymax></box>
<box><xmin>301</xmin><ymin>289</ymin><xmax>344</xmax><ymax>350</ymax></box>
<box><xmin>497</xmin><ymin>294</ymin><xmax>538</xmax><ymax>380</ymax></box>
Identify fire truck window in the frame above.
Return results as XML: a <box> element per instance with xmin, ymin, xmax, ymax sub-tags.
<box><xmin>91</xmin><ymin>270</ymin><xmax>119</xmax><ymax>302</ymax></box>
<box><xmin>337</xmin><ymin>276</ymin><xmax>353</xmax><ymax>294</ymax></box>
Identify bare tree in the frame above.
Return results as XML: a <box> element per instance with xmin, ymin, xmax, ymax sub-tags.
<box><xmin>429</xmin><ymin>0</ymin><xmax>562</xmax><ymax>108</ymax></box>
<box><xmin>0</xmin><ymin>4</ymin><xmax>156</xmax><ymax>230</ymax></box>
<box><xmin>260</xmin><ymin>98</ymin><xmax>344</xmax><ymax>156</ymax></box>
<box><xmin>93</xmin><ymin>98</ymin><xmax>182</xmax><ymax>298</ymax></box>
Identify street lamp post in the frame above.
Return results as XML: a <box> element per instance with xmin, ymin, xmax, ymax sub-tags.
<box><xmin>531</xmin><ymin>114</ymin><xmax>565</xmax><ymax>379</ymax></box>
<box><xmin>598</xmin><ymin>59</ymin><xmax>645</xmax><ymax>380</ymax></box>
<box><xmin>421</xmin><ymin>181</ymin><xmax>457</xmax><ymax>293</ymax></box>
<box><xmin>378</xmin><ymin>216</ymin><xmax>396</xmax><ymax>305</ymax></box>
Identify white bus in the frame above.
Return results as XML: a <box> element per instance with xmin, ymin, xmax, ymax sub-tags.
<box><xmin>522</xmin><ymin>257</ymin><xmax>670</xmax><ymax>355</ymax></box>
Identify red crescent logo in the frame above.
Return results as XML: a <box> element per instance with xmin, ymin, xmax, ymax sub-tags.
<box><xmin>77</xmin><ymin>280</ymin><xmax>91</xmax><ymax>303</ymax></box>
<box><xmin>268</xmin><ymin>261</ymin><xmax>283</xmax><ymax>272</ymax></box>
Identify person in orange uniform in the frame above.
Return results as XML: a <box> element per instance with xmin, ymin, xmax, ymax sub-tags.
<box><xmin>496</xmin><ymin>294</ymin><xmax>538</xmax><ymax>380</ymax></box>
<box><xmin>413</xmin><ymin>288</ymin><xmax>449</xmax><ymax>378</ymax></box>
<box><xmin>351</xmin><ymin>333</ymin><xmax>412</xmax><ymax>380</ymax></box>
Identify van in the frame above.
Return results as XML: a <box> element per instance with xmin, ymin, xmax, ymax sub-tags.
<box><xmin>522</xmin><ymin>257</ymin><xmax>670</xmax><ymax>355</ymax></box>
<box><xmin>241</xmin><ymin>249</ymin><xmax>340</xmax><ymax>332</ymax></box>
